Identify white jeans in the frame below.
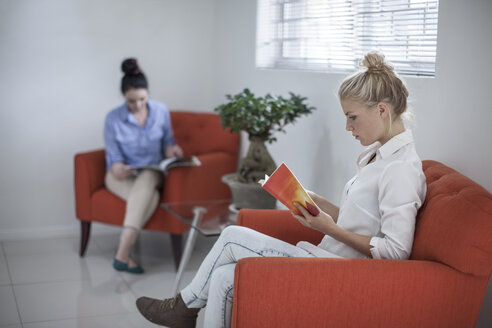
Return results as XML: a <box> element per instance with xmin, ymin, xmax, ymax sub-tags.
<box><xmin>180</xmin><ymin>225</ymin><xmax>313</xmax><ymax>328</ymax></box>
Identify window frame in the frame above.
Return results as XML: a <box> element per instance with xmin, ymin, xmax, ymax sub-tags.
<box><xmin>256</xmin><ymin>0</ymin><xmax>440</xmax><ymax>77</ymax></box>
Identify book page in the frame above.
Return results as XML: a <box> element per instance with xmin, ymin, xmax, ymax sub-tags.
<box><xmin>131</xmin><ymin>156</ymin><xmax>201</xmax><ymax>172</ymax></box>
<box><xmin>160</xmin><ymin>156</ymin><xmax>201</xmax><ymax>171</ymax></box>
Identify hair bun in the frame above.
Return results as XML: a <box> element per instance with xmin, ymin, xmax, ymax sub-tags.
<box><xmin>121</xmin><ymin>58</ymin><xmax>141</xmax><ymax>75</ymax></box>
<box><xmin>361</xmin><ymin>51</ymin><xmax>393</xmax><ymax>74</ymax></box>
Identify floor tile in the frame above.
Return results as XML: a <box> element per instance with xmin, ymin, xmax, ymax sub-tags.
<box><xmin>20</xmin><ymin>311</ymin><xmax>205</xmax><ymax>328</ymax></box>
<box><xmin>122</xmin><ymin>264</ymin><xmax>181</xmax><ymax>299</ymax></box>
<box><xmin>91</xmin><ymin>232</ymin><xmax>122</xmax><ymax>255</ymax></box>
<box><xmin>3</xmin><ymin>236</ymin><xmax>101</xmax><ymax>257</ymax></box>
<box><xmin>7</xmin><ymin>252</ymin><xmax>120</xmax><ymax>284</ymax></box>
<box><xmin>135</xmin><ymin>231</ymin><xmax>177</xmax><ymax>262</ymax></box>
<box><xmin>22</xmin><ymin>312</ymin><xmax>162</xmax><ymax>328</ymax></box>
<box><xmin>0</xmin><ymin>286</ymin><xmax>21</xmax><ymax>326</ymax></box>
<box><xmin>1</xmin><ymin>228</ymin><xmax>491</xmax><ymax>328</ymax></box>
<box><xmin>476</xmin><ymin>276</ymin><xmax>492</xmax><ymax>328</ymax></box>
<box><xmin>14</xmin><ymin>277</ymin><xmax>136</xmax><ymax>323</ymax></box>
<box><xmin>0</xmin><ymin>243</ymin><xmax>12</xmax><ymax>286</ymax></box>
<box><xmin>93</xmin><ymin>230</ymin><xmax>217</xmax><ymax>271</ymax></box>
<box><xmin>122</xmin><ymin>234</ymin><xmax>217</xmax><ymax>299</ymax></box>
<box><xmin>94</xmin><ymin>230</ymin><xmax>176</xmax><ymax>267</ymax></box>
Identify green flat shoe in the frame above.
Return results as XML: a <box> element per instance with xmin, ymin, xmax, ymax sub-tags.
<box><xmin>113</xmin><ymin>258</ymin><xmax>144</xmax><ymax>274</ymax></box>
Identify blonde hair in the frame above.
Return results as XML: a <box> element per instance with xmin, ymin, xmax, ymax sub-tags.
<box><xmin>338</xmin><ymin>51</ymin><xmax>409</xmax><ymax>118</ymax></box>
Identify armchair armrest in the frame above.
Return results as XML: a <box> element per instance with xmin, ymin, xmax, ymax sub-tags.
<box><xmin>237</xmin><ymin>209</ymin><xmax>323</xmax><ymax>245</ymax></box>
<box><xmin>74</xmin><ymin>149</ymin><xmax>106</xmax><ymax>220</ymax></box>
<box><xmin>232</xmin><ymin>257</ymin><xmax>484</xmax><ymax>328</ymax></box>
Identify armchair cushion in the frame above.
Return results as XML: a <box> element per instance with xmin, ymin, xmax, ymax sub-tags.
<box><xmin>233</xmin><ymin>257</ymin><xmax>486</xmax><ymax>328</ymax></box>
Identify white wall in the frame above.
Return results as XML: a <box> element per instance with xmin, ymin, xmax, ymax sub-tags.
<box><xmin>0</xmin><ymin>0</ymin><xmax>490</xmax><ymax>239</ymax></box>
<box><xmin>0</xmin><ymin>0</ymin><xmax>490</xmax><ymax>241</ymax></box>
<box><xmin>2</xmin><ymin>0</ymin><xmax>490</xmax><ymax>237</ymax></box>
<box><xmin>212</xmin><ymin>0</ymin><xmax>492</xmax><ymax>201</ymax></box>
<box><xmin>0</xmin><ymin>0</ymin><xmax>218</xmax><ymax>238</ymax></box>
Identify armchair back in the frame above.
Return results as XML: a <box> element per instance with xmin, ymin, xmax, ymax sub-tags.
<box><xmin>171</xmin><ymin>111</ymin><xmax>238</xmax><ymax>157</ymax></box>
<box><xmin>412</xmin><ymin>160</ymin><xmax>492</xmax><ymax>277</ymax></box>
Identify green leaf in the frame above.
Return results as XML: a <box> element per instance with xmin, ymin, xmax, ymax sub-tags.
<box><xmin>214</xmin><ymin>88</ymin><xmax>316</xmax><ymax>144</ymax></box>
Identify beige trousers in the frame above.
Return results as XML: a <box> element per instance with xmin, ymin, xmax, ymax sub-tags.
<box><xmin>105</xmin><ymin>170</ymin><xmax>164</xmax><ymax>230</ymax></box>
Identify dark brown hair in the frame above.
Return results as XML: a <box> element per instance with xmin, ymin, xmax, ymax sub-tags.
<box><xmin>120</xmin><ymin>58</ymin><xmax>148</xmax><ymax>94</ymax></box>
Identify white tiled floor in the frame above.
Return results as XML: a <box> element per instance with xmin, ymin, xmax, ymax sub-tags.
<box><xmin>1</xmin><ymin>228</ymin><xmax>491</xmax><ymax>328</ymax></box>
<box><xmin>0</xmin><ymin>228</ymin><xmax>216</xmax><ymax>328</ymax></box>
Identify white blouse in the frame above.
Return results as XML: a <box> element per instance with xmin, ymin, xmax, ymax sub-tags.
<box><xmin>297</xmin><ymin>130</ymin><xmax>427</xmax><ymax>260</ymax></box>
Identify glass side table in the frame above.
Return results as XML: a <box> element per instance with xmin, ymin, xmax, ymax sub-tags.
<box><xmin>161</xmin><ymin>199</ymin><xmax>237</xmax><ymax>295</ymax></box>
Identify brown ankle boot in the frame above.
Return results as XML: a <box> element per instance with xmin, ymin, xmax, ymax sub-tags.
<box><xmin>136</xmin><ymin>293</ymin><xmax>200</xmax><ymax>328</ymax></box>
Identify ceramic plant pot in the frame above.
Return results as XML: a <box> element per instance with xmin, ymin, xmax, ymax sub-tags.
<box><xmin>221</xmin><ymin>173</ymin><xmax>277</xmax><ymax>210</ymax></box>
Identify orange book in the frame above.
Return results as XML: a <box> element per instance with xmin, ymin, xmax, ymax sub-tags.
<box><xmin>259</xmin><ymin>163</ymin><xmax>320</xmax><ymax>216</ymax></box>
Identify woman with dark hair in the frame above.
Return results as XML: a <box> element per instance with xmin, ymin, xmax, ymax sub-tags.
<box><xmin>104</xmin><ymin>58</ymin><xmax>183</xmax><ymax>273</ymax></box>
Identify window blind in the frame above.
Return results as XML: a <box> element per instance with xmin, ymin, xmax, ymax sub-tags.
<box><xmin>256</xmin><ymin>0</ymin><xmax>439</xmax><ymax>76</ymax></box>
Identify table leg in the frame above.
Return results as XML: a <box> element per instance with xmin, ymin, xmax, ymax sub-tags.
<box><xmin>172</xmin><ymin>206</ymin><xmax>207</xmax><ymax>295</ymax></box>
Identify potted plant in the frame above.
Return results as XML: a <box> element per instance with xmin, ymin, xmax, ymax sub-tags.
<box><xmin>215</xmin><ymin>88</ymin><xmax>316</xmax><ymax>210</ymax></box>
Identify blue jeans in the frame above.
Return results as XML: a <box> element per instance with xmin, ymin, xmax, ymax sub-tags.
<box><xmin>180</xmin><ymin>225</ymin><xmax>313</xmax><ymax>328</ymax></box>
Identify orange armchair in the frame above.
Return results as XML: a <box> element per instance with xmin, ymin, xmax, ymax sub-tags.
<box><xmin>74</xmin><ymin>111</ymin><xmax>239</xmax><ymax>268</ymax></box>
<box><xmin>233</xmin><ymin>160</ymin><xmax>492</xmax><ymax>328</ymax></box>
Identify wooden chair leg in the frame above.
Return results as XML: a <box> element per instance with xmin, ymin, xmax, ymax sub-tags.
<box><xmin>80</xmin><ymin>221</ymin><xmax>91</xmax><ymax>257</ymax></box>
<box><xmin>170</xmin><ymin>233</ymin><xmax>183</xmax><ymax>271</ymax></box>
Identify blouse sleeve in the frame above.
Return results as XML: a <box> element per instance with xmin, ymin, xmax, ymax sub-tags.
<box><xmin>161</xmin><ymin>106</ymin><xmax>177</xmax><ymax>149</ymax></box>
<box><xmin>103</xmin><ymin>115</ymin><xmax>124</xmax><ymax>171</ymax></box>
<box><xmin>369</xmin><ymin>161</ymin><xmax>426</xmax><ymax>260</ymax></box>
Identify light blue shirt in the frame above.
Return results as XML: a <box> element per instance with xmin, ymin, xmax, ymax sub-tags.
<box><xmin>103</xmin><ymin>100</ymin><xmax>176</xmax><ymax>171</ymax></box>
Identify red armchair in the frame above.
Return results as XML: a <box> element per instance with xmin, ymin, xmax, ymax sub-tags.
<box><xmin>74</xmin><ymin>111</ymin><xmax>239</xmax><ymax>268</ymax></box>
<box><xmin>233</xmin><ymin>160</ymin><xmax>492</xmax><ymax>328</ymax></box>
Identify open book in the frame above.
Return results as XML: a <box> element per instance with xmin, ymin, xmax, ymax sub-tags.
<box><xmin>259</xmin><ymin>163</ymin><xmax>320</xmax><ymax>216</ymax></box>
<box><xmin>132</xmin><ymin>156</ymin><xmax>201</xmax><ymax>173</ymax></box>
